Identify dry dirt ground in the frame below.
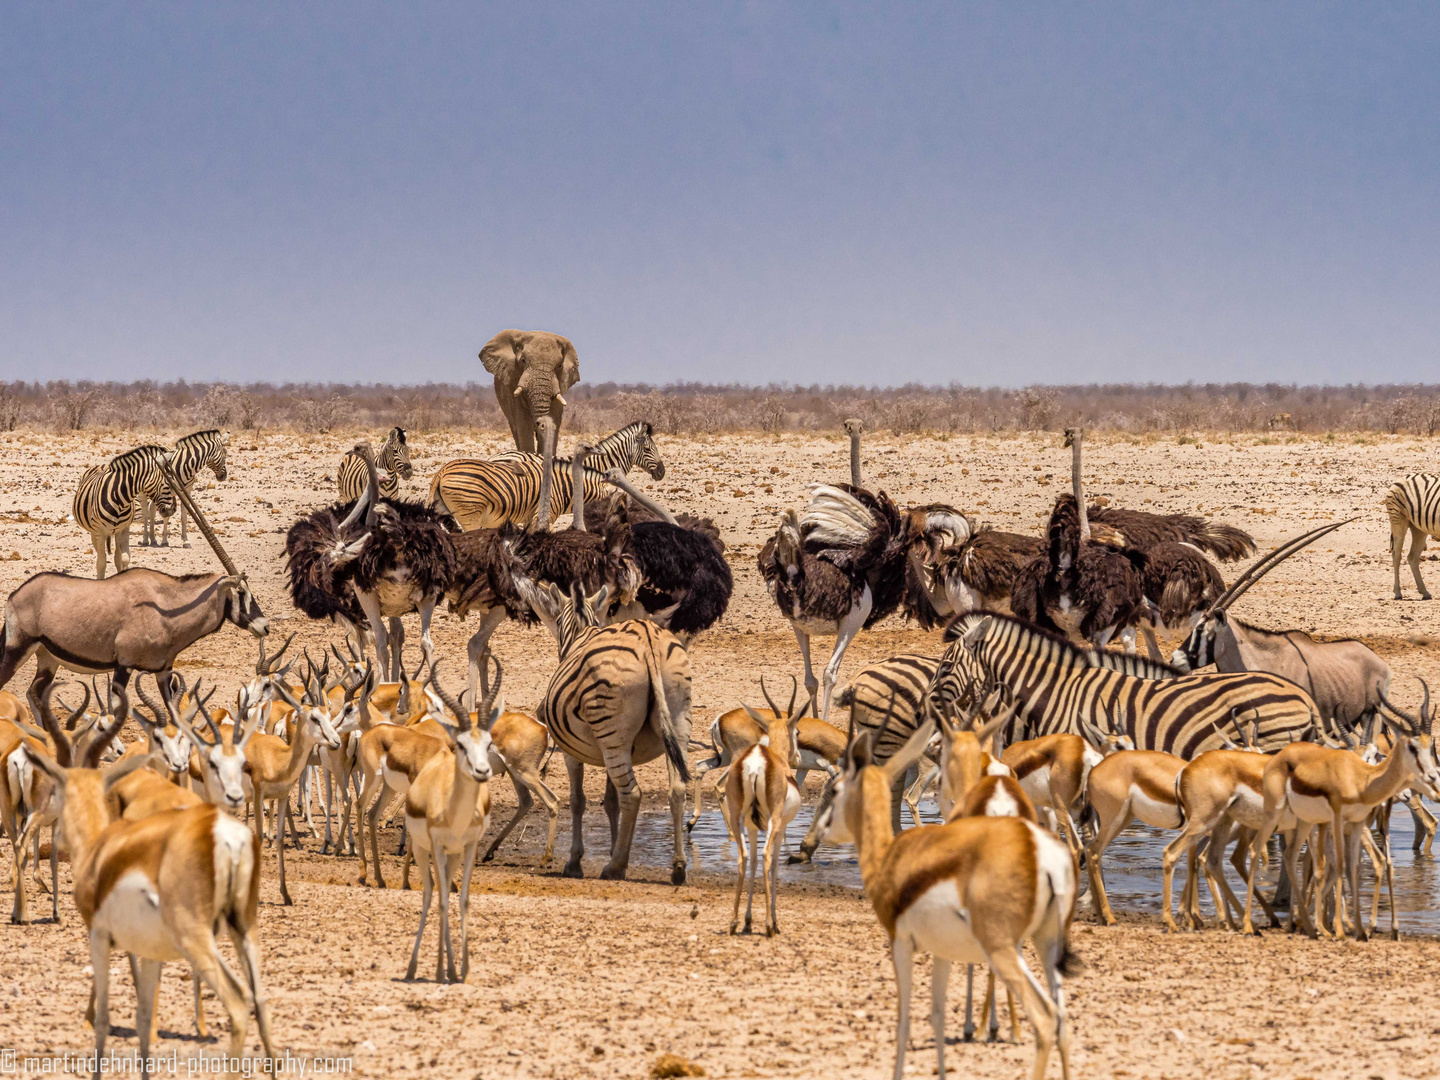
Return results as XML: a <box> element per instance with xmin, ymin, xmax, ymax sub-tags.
<box><xmin>2</xmin><ymin>428</ymin><xmax>1440</xmax><ymax>1079</ymax></box>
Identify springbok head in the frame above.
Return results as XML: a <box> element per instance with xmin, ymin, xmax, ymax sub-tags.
<box><xmin>428</xmin><ymin>659</ymin><xmax>500</xmax><ymax>784</ymax></box>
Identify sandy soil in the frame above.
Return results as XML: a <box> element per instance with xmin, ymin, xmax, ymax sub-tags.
<box><xmin>2</xmin><ymin>428</ymin><xmax>1440</xmax><ymax>1078</ymax></box>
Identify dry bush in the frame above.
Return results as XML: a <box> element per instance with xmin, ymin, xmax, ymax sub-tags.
<box><xmin>0</xmin><ymin>383</ymin><xmax>23</xmax><ymax>431</ymax></box>
<box><xmin>293</xmin><ymin>396</ymin><xmax>350</xmax><ymax>434</ymax></box>
<box><xmin>50</xmin><ymin>386</ymin><xmax>102</xmax><ymax>431</ymax></box>
<box><xmin>1018</xmin><ymin>386</ymin><xmax>1058</xmax><ymax>431</ymax></box>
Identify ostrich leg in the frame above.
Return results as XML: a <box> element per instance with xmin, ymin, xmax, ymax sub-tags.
<box><xmin>356</xmin><ymin>591</ymin><xmax>393</xmax><ymax>681</ymax></box>
<box><xmin>819</xmin><ymin>587</ymin><xmax>872</xmax><ymax>724</ymax></box>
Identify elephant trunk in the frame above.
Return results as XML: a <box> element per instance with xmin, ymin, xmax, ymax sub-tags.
<box><xmin>533</xmin><ymin>412</ymin><xmax>559</xmax><ymax>532</ymax></box>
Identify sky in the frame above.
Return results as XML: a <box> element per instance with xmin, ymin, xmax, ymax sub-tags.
<box><xmin>2</xmin><ymin>3</ymin><xmax>1438</xmax><ymax>388</ymax></box>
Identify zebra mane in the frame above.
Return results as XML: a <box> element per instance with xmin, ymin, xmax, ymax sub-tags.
<box><xmin>944</xmin><ymin>610</ymin><xmax>1181</xmax><ymax>678</ymax></box>
<box><xmin>595</xmin><ymin>421</ymin><xmax>649</xmax><ymax>453</ymax></box>
<box><xmin>109</xmin><ymin>444</ymin><xmax>168</xmax><ymax>466</ymax></box>
<box><xmin>177</xmin><ymin>429</ymin><xmax>223</xmax><ymax>446</ymax></box>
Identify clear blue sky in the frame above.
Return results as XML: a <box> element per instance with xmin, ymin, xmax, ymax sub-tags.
<box><xmin>3</xmin><ymin>3</ymin><xmax>1437</xmax><ymax>387</ymax></box>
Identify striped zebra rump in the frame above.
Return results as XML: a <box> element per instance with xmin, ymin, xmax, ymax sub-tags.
<box><xmin>539</xmin><ymin>620</ymin><xmax>692</xmax><ymax>777</ymax></box>
<box><xmin>338</xmin><ymin>427</ymin><xmax>411</xmax><ymax>502</ymax></box>
<box><xmin>945</xmin><ymin>611</ymin><xmax>1319</xmax><ymax>758</ymax></box>
<box><xmin>72</xmin><ymin>445</ymin><xmax>174</xmax><ymax>540</ymax></box>
<box><xmin>1386</xmin><ymin>473</ymin><xmax>1440</xmax><ymax>538</ymax></box>
<box><xmin>836</xmin><ymin>653</ymin><xmax>939</xmax><ymax>765</ymax></box>
<box><xmin>430</xmin><ymin>421</ymin><xmax>665</xmax><ymax>529</ymax></box>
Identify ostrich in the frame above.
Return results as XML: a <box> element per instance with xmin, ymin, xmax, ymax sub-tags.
<box><xmin>900</xmin><ymin>505</ymin><xmax>1043</xmax><ymax>628</ymax></box>
<box><xmin>758</xmin><ymin>483</ymin><xmax>907</xmax><ymax>721</ymax></box>
<box><xmin>598</xmin><ymin>469</ymin><xmax>733</xmax><ymax>645</ymax></box>
<box><xmin>1010</xmin><ymin>430</ymin><xmax>1149</xmax><ymax>650</ymax></box>
<box><xmin>286</xmin><ymin>443</ymin><xmax>457</xmax><ymax>680</ymax></box>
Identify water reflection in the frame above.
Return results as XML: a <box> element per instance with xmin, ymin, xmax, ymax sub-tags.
<box><xmin>558</xmin><ymin>796</ymin><xmax>1440</xmax><ymax>933</ymax></box>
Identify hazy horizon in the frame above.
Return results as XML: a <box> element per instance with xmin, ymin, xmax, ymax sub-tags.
<box><xmin>4</xmin><ymin>4</ymin><xmax>1438</xmax><ymax>388</ymax></box>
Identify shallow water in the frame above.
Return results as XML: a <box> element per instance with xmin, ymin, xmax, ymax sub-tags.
<box><xmin>558</xmin><ymin>796</ymin><xmax>1440</xmax><ymax>934</ymax></box>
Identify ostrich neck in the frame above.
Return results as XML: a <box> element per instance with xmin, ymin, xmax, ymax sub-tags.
<box><xmin>849</xmin><ymin>432</ymin><xmax>862</xmax><ymax>488</ymax></box>
<box><xmin>1071</xmin><ymin>433</ymin><xmax>1089</xmax><ymax>542</ymax></box>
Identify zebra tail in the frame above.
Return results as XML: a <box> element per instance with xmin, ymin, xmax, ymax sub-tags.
<box><xmin>647</xmin><ymin>644</ymin><xmax>690</xmax><ymax>784</ymax></box>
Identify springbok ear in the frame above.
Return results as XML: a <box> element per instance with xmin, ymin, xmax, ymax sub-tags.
<box><xmin>103</xmin><ymin>752</ymin><xmax>161</xmax><ymax>791</ymax></box>
<box><xmin>20</xmin><ymin>744</ymin><xmax>67</xmax><ymax>785</ymax></box>
<box><xmin>740</xmin><ymin>703</ymin><xmax>770</xmax><ymax>727</ymax></box>
<box><xmin>881</xmin><ymin>716</ymin><xmax>937</xmax><ymax>785</ymax></box>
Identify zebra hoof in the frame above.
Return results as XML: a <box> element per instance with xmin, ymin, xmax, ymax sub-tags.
<box><xmin>562</xmin><ymin>862</ymin><xmax>584</xmax><ymax>879</ymax></box>
<box><xmin>183</xmin><ymin>542</ymin><xmax>192</xmax><ymax>549</ymax></box>
<box><xmin>671</xmin><ymin>865</ymin><xmax>686</xmax><ymax>886</ymax></box>
<box><xmin>598</xmin><ymin>865</ymin><xmax>626</xmax><ymax>881</ymax></box>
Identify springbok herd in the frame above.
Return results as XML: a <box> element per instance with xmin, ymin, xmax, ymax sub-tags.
<box><xmin>3</xmin><ymin>387</ymin><xmax>1440</xmax><ymax>1078</ymax></box>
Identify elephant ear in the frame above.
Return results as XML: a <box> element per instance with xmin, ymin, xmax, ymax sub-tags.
<box><xmin>480</xmin><ymin>330</ymin><xmax>523</xmax><ymax>381</ymax></box>
<box><xmin>556</xmin><ymin>335</ymin><xmax>580</xmax><ymax>393</ymax></box>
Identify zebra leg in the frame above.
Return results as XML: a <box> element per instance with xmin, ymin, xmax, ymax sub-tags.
<box><xmin>1408</xmin><ymin>525</ymin><xmax>1431</xmax><ymax>599</ymax></box>
<box><xmin>598</xmin><ymin>753</ymin><xmax>642</xmax><ymax>881</ymax></box>
<box><xmin>138</xmin><ymin>497</ymin><xmax>151</xmax><ymax>547</ymax></box>
<box><xmin>1391</xmin><ymin>518</ymin><xmax>1407</xmax><ymax>599</ymax></box>
<box><xmin>113</xmin><ymin>526</ymin><xmax>132</xmax><ymax>574</ymax></box>
<box><xmin>563</xmin><ymin>755</ymin><xmax>587</xmax><ymax>879</ymax></box>
<box><xmin>180</xmin><ymin>492</ymin><xmax>191</xmax><ymax>547</ymax></box>
<box><xmin>601</xmin><ymin>777</ymin><xmax>620</xmax><ymax>847</ymax></box>
<box><xmin>91</xmin><ymin>532</ymin><xmax>107</xmax><ymax>579</ymax></box>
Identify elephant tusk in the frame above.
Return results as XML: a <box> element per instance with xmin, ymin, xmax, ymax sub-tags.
<box><xmin>554</xmin><ymin>394</ymin><xmax>567</xmax><ymax>407</ymax></box>
<box><xmin>513</xmin><ymin>384</ymin><xmax>525</xmax><ymax>396</ymax></box>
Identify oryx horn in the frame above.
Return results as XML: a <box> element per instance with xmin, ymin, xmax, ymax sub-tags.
<box><xmin>158</xmin><ymin>451</ymin><xmax>240</xmax><ymax>577</ymax></box>
<box><xmin>1210</xmin><ymin>519</ymin><xmax>1356</xmax><ymax>613</ymax></box>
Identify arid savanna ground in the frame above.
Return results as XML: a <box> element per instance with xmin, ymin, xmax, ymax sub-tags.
<box><xmin>2</xmin><ymin>427</ymin><xmax>1439</xmax><ymax>1079</ymax></box>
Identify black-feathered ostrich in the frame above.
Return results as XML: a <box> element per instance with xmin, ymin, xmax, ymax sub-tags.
<box><xmin>597</xmin><ymin>469</ymin><xmax>733</xmax><ymax>645</ymax></box>
<box><xmin>1011</xmin><ymin>429</ymin><xmax>1250</xmax><ymax>656</ymax></box>
<box><xmin>758</xmin><ymin>422</ymin><xmax>974</xmax><ymax>720</ymax></box>
<box><xmin>285</xmin><ymin>442</ymin><xmax>457</xmax><ymax>680</ymax></box>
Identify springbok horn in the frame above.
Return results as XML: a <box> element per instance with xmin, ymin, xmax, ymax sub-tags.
<box><xmin>84</xmin><ymin>683</ymin><xmax>129</xmax><ymax>767</ymax></box>
<box><xmin>1211</xmin><ymin>519</ymin><xmax>1355</xmax><ymax>613</ymax></box>
<box><xmin>1377</xmin><ymin>688</ymin><xmax>1422</xmax><ymax>735</ymax></box>
<box><xmin>429</xmin><ymin>660</ymin><xmax>476</xmax><ymax>733</ymax></box>
<box><xmin>759</xmin><ymin>675</ymin><xmax>784</xmax><ymax>719</ymax></box>
<box><xmin>133</xmin><ymin>677</ymin><xmax>167</xmax><ymax>728</ymax></box>
<box><xmin>31</xmin><ymin>682</ymin><xmax>74</xmax><ymax>767</ymax></box>
<box><xmin>256</xmin><ymin>631</ymin><xmax>296</xmax><ymax>676</ymax></box>
<box><xmin>157</xmin><ymin>452</ymin><xmax>240</xmax><ymax>576</ymax></box>
<box><xmin>1420</xmin><ymin>678</ymin><xmax>1433</xmax><ymax>738</ymax></box>
<box><xmin>602</xmin><ymin>468</ymin><xmax>678</xmax><ymax>526</ymax></box>
<box><xmin>60</xmin><ymin>682</ymin><xmax>92</xmax><ymax>732</ymax></box>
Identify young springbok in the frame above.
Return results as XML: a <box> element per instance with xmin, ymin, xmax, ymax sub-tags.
<box><xmin>21</xmin><ymin>682</ymin><xmax>277</xmax><ymax>1076</ymax></box>
<box><xmin>818</xmin><ymin>701</ymin><xmax>1080</xmax><ymax>1080</ymax></box>
<box><xmin>722</xmin><ymin>677</ymin><xmax>812</xmax><ymax>936</ymax></box>
<box><xmin>403</xmin><ymin>660</ymin><xmax>500</xmax><ymax>983</ymax></box>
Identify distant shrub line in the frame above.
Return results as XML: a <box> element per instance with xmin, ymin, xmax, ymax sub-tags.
<box><xmin>2</xmin><ymin>379</ymin><xmax>1439</xmax><ymax>437</ymax></box>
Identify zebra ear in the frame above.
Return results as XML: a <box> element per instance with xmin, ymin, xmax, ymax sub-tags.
<box><xmin>961</xmin><ymin>615</ymin><xmax>992</xmax><ymax>648</ymax></box>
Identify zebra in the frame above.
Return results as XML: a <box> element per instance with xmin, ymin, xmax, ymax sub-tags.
<box><xmin>338</xmin><ymin>427</ymin><xmax>412</xmax><ymax>502</ymax></box>
<box><xmin>429</xmin><ymin>421</ymin><xmax>665</xmax><ymax>530</ymax></box>
<box><xmin>71</xmin><ymin>445</ymin><xmax>176</xmax><ymax>578</ymax></box>
<box><xmin>795</xmin><ymin>653</ymin><xmax>939</xmax><ymax>858</ymax></box>
<box><xmin>1385</xmin><ymin>473</ymin><xmax>1440</xmax><ymax>600</ymax></box>
<box><xmin>140</xmin><ymin>429</ymin><xmax>230</xmax><ymax>548</ymax></box>
<box><xmin>941</xmin><ymin>611</ymin><xmax>1320</xmax><ymax>758</ymax></box>
<box><xmin>531</xmin><ymin>581</ymin><xmax>692</xmax><ymax>884</ymax></box>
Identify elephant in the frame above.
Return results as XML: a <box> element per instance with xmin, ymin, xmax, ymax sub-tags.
<box><xmin>479</xmin><ymin>329</ymin><xmax>581</xmax><ymax>531</ymax></box>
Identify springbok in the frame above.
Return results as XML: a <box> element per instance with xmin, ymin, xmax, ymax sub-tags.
<box><xmin>403</xmin><ymin>661</ymin><xmax>500</xmax><ymax>984</ymax></box>
<box><xmin>721</xmin><ymin>679</ymin><xmax>810</xmax><ymax>936</ymax></box>
<box><xmin>816</xmin><ymin>701</ymin><xmax>1080</xmax><ymax>1080</ymax></box>
<box><xmin>20</xmin><ymin>681</ymin><xmax>277</xmax><ymax>1076</ymax></box>
<box><xmin>1244</xmin><ymin>683</ymin><xmax>1440</xmax><ymax>940</ymax></box>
